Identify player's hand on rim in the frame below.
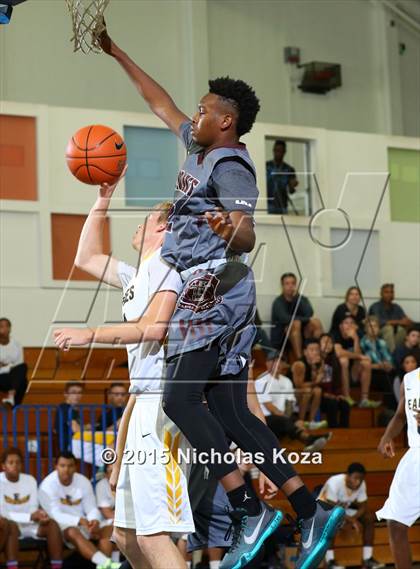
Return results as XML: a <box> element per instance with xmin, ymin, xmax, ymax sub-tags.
<box><xmin>99</xmin><ymin>163</ymin><xmax>128</xmax><ymax>199</ymax></box>
<box><xmin>97</xmin><ymin>18</ymin><xmax>115</xmax><ymax>56</ymax></box>
<box><xmin>53</xmin><ymin>327</ymin><xmax>94</xmax><ymax>351</ymax></box>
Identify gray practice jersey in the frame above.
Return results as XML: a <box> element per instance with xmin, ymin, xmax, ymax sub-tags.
<box><xmin>161</xmin><ymin>121</ymin><xmax>259</xmax><ymax>271</ymax></box>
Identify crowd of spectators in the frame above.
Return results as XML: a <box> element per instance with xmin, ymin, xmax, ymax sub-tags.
<box><xmin>0</xmin><ymin>447</ymin><xmax>119</xmax><ymax>568</ymax></box>
<box><xmin>257</xmin><ymin>276</ymin><xmax>420</xmax><ymax>429</ymax></box>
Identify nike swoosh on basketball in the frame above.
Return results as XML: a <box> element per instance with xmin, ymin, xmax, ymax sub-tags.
<box><xmin>115</xmin><ymin>141</ymin><xmax>124</xmax><ymax>150</ymax></box>
<box><xmin>243</xmin><ymin>511</ymin><xmax>266</xmax><ymax>544</ymax></box>
<box><xmin>302</xmin><ymin>518</ymin><xmax>315</xmax><ymax>549</ymax></box>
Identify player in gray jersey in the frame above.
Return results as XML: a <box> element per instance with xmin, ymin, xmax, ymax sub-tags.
<box><xmin>100</xmin><ymin>24</ymin><xmax>344</xmax><ymax>569</ymax></box>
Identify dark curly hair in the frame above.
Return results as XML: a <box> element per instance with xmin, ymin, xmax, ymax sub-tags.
<box><xmin>208</xmin><ymin>76</ymin><xmax>260</xmax><ymax>137</ymax></box>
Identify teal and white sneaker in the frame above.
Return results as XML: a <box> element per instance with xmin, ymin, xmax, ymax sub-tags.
<box><xmin>220</xmin><ymin>502</ymin><xmax>283</xmax><ymax>569</ymax></box>
<box><xmin>97</xmin><ymin>561</ymin><xmax>121</xmax><ymax>569</ymax></box>
<box><xmin>295</xmin><ymin>500</ymin><xmax>345</xmax><ymax>569</ymax></box>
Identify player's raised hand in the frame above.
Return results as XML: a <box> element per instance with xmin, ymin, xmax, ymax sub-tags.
<box><xmin>99</xmin><ymin>164</ymin><xmax>128</xmax><ymax>199</ymax></box>
<box><xmin>204</xmin><ymin>208</ymin><xmax>234</xmax><ymax>242</ymax></box>
<box><xmin>53</xmin><ymin>328</ymin><xmax>94</xmax><ymax>350</ymax></box>
<box><xmin>378</xmin><ymin>437</ymin><xmax>395</xmax><ymax>458</ymax></box>
<box><xmin>97</xmin><ymin>18</ymin><xmax>115</xmax><ymax>56</ymax></box>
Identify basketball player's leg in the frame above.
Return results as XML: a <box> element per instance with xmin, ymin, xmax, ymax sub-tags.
<box><xmin>206</xmin><ymin>365</ymin><xmax>345</xmax><ymax>569</ymax></box>
<box><xmin>97</xmin><ymin>524</ymin><xmax>114</xmax><ymax>557</ymax></box>
<box><xmin>137</xmin><ymin>533</ymin><xmax>187</xmax><ymax>569</ymax></box>
<box><xmin>4</xmin><ymin>519</ymin><xmax>19</xmax><ymax>563</ymax></box>
<box><xmin>113</xmin><ymin>527</ymin><xmax>151</xmax><ymax>569</ymax></box>
<box><xmin>289</xmin><ymin>320</ymin><xmax>303</xmax><ymax>359</ymax></box>
<box><xmin>388</xmin><ymin>520</ymin><xmax>412</xmax><ymax>569</ymax></box>
<box><xmin>63</xmin><ymin>526</ymin><xmax>106</xmax><ymax>564</ymax></box>
<box><xmin>36</xmin><ymin>519</ymin><xmax>63</xmax><ymax>564</ymax></box>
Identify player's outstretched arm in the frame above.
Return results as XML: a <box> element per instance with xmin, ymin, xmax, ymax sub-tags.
<box><xmin>74</xmin><ymin>168</ymin><xmax>127</xmax><ymax>288</ymax></box>
<box><xmin>99</xmin><ymin>26</ymin><xmax>188</xmax><ymax>135</ymax></box>
<box><xmin>377</xmin><ymin>381</ymin><xmax>406</xmax><ymax>458</ymax></box>
<box><xmin>53</xmin><ymin>289</ymin><xmax>178</xmax><ymax>349</ymax></box>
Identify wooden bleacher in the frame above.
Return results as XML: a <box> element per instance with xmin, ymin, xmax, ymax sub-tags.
<box><xmin>1</xmin><ymin>346</ymin><xmax>420</xmax><ymax>567</ymax></box>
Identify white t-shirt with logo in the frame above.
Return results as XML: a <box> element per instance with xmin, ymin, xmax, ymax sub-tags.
<box><xmin>0</xmin><ymin>338</ymin><xmax>23</xmax><ymax>374</ymax></box>
<box><xmin>117</xmin><ymin>249</ymin><xmax>182</xmax><ymax>394</ymax></box>
<box><xmin>254</xmin><ymin>372</ymin><xmax>296</xmax><ymax>416</ymax></box>
<box><xmin>95</xmin><ymin>476</ymin><xmax>114</xmax><ymax>510</ymax></box>
<box><xmin>0</xmin><ymin>472</ymin><xmax>38</xmax><ymax>525</ymax></box>
<box><xmin>319</xmin><ymin>473</ymin><xmax>368</xmax><ymax>511</ymax></box>
<box><xmin>39</xmin><ymin>471</ymin><xmax>100</xmax><ymax>529</ymax></box>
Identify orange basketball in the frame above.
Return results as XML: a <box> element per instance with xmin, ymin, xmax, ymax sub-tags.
<box><xmin>66</xmin><ymin>125</ymin><xmax>127</xmax><ymax>185</ymax></box>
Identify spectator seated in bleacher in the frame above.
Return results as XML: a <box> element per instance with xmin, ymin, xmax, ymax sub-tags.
<box><xmin>0</xmin><ymin>447</ymin><xmax>63</xmax><ymax>569</ymax></box>
<box><xmin>253</xmin><ymin>309</ymin><xmax>273</xmax><ymax>354</ymax></box>
<box><xmin>90</xmin><ymin>383</ymin><xmax>127</xmax><ymax>433</ymax></box>
<box><xmin>319</xmin><ymin>462</ymin><xmax>385</xmax><ymax>569</ymax></box>
<box><xmin>330</xmin><ymin>287</ymin><xmax>366</xmax><ymax>339</ymax></box>
<box><xmin>254</xmin><ymin>351</ymin><xmax>331</xmax><ymax>451</ymax></box>
<box><xmin>0</xmin><ymin>318</ymin><xmax>28</xmax><ymax>408</ymax></box>
<box><xmin>39</xmin><ymin>451</ymin><xmax>120</xmax><ymax>569</ymax></box>
<box><xmin>95</xmin><ymin>464</ymin><xmax>115</xmax><ymax>525</ymax></box>
<box><xmin>333</xmin><ymin>316</ymin><xmax>380</xmax><ymax>409</ymax></box>
<box><xmin>369</xmin><ymin>283</ymin><xmax>413</xmax><ymax>352</ymax></box>
<box><xmin>392</xmin><ymin>326</ymin><xmax>420</xmax><ymax>377</ymax></box>
<box><xmin>393</xmin><ymin>353</ymin><xmax>419</xmax><ymax>403</ymax></box>
<box><xmin>271</xmin><ymin>272</ymin><xmax>323</xmax><ymax>359</ymax></box>
<box><xmin>361</xmin><ymin>316</ymin><xmax>396</xmax><ymax>409</ymax></box>
<box><xmin>55</xmin><ymin>381</ymin><xmax>83</xmax><ymax>451</ymax></box>
<box><xmin>291</xmin><ymin>339</ymin><xmax>328</xmax><ymax>430</ymax></box>
<box><xmin>319</xmin><ymin>334</ymin><xmax>351</xmax><ymax>428</ymax></box>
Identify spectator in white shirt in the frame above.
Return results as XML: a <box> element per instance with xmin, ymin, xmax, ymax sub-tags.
<box><xmin>39</xmin><ymin>451</ymin><xmax>120</xmax><ymax>569</ymax></box>
<box><xmin>254</xmin><ymin>352</ymin><xmax>331</xmax><ymax>451</ymax></box>
<box><xmin>0</xmin><ymin>319</ymin><xmax>27</xmax><ymax>407</ymax></box>
<box><xmin>318</xmin><ymin>463</ymin><xmax>384</xmax><ymax>569</ymax></box>
<box><xmin>95</xmin><ymin>465</ymin><xmax>114</xmax><ymax>523</ymax></box>
<box><xmin>0</xmin><ymin>447</ymin><xmax>63</xmax><ymax>569</ymax></box>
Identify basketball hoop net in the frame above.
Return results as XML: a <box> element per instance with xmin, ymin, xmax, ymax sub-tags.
<box><xmin>66</xmin><ymin>0</ymin><xmax>110</xmax><ymax>54</ymax></box>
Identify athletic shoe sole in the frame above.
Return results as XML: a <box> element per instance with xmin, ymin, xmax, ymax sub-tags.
<box><xmin>298</xmin><ymin>506</ymin><xmax>345</xmax><ymax>569</ymax></box>
<box><xmin>229</xmin><ymin>510</ymin><xmax>283</xmax><ymax>569</ymax></box>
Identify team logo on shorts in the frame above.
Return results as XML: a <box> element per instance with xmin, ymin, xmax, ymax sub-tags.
<box><xmin>178</xmin><ymin>273</ymin><xmax>222</xmax><ymax>313</ymax></box>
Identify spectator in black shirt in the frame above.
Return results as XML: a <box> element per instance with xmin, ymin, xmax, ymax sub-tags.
<box><xmin>369</xmin><ymin>283</ymin><xmax>412</xmax><ymax>352</ymax></box>
<box><xmin>319</xmin><ymin>334</ymin><xmax>350</xmax><ymax>428</ymax></box>
<box><xmin>55</xmin><ymin>381</ymin><xmax>83</xmax><ymax>451</ymax></box>
<box><xmin>333</xmin><ymin>316</ymin><xmax>379</xmax><ymax>409</ymax></box>
<box><xmin>271</xmin><ymin>272</ymin><xmax>323</xmax><ymax>359</ymax></box>
<box><xmin>330</xmin><ymin>287</ymin><xmax>366</xmax><ymax>338</ymax></box>
<box><xmin>392</xmin><ymin>327</ymin><xmax>420</xmax><ymax>375</ymax></box>
<box><xmin>266</xmin><ymin>140</ymin><xmax>298</xmax><ymax>214</ymax></box>
<box><xmin>291</xmin><ymin>339</ymin><xmax>326</xmax><ymax>428</ymax></box>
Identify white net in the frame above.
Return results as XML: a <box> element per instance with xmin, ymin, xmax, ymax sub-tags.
<box><xmin>66</xmin><ymin>0</ymin><xmax>110</xmax><ymax>54</ymax></box>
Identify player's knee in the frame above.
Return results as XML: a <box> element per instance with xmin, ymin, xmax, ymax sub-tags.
<box><xmin>339</xmin><ymin>357</ymin><xmax>349</xmax><ymax>369</ymax></box>
<box><xmin>137</xmin><ymin>533</ymin><xmax>170</xmax><ymax>555</ymax></box>
<box><xmin>312</xmin><ymin>386</ymin><xmax>322</xmax><ymax>396</ymax></box>
<box><xmin>8</xmin><ymin>520</ymin><xmax>19</xmax><ymax>537</ymax></box>
<box><xmin>64</xmin><ymin>526</ymin><xmax>80</xmax><ymax>542</ymax></box>
<box><xmin>290</xmin><ymin>320</ymin><xmax>301</xmax><ymax>331</ymax></box>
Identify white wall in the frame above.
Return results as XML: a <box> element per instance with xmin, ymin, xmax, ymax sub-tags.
<box><xmin>1</xmin><ymin>0</ymin><xmax>419</xmax><ymax>136</ymax></box>
<box><xmin>0</xmin><ymin>101</ymin><xmax>419</xmax><ymax>345</ymax></box>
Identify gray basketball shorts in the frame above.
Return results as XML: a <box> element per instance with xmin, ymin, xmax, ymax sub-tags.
<box><xmin>166</xmin><ymin>262</ymin><xmax>256</xmax><ymax>376</ymax></box>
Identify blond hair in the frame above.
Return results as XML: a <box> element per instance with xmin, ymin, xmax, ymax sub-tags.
<box><xmin>152</xmin><ymin>201</ymin><xmax>173</xmax><ymax>224</ymax></box>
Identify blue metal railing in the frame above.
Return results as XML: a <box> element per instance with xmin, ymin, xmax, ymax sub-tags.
<box><xmin>0</xmin><ymin>404</ymin><xmax>120</xmax><ymax>485</ymax></box>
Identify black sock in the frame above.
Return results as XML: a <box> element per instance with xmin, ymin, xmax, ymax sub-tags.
<box><xmin>288</xmin><ymin>485</ymin><xmax>317</xmax><ymax>520</ymax></box>
<box><xmin>227</xmin><ymin>484</ymin><xmax>261</xmax><ymax>516</ymax></box>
